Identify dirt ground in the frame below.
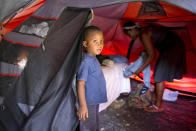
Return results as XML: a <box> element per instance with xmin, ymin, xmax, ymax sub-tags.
<box><xmin>99</xmin><ymin>94</ymin><xmax>196</xmax><ymax>131</ymax></box>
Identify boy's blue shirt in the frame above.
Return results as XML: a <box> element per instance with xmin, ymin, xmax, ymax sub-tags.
<box><xmin>77</xmin><ymin>53</ymin><xmax>107</xmax><ymax>105</ymax></box>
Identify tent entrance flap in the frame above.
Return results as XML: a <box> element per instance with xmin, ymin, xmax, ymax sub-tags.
<box><xmin>0</xmin><ymin>7</ymin><xmax>92</xmax><ymax>131</ymax></box>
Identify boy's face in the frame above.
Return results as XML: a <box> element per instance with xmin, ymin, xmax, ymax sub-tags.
<box><xmin>83</xmin><ymin>31</ymin><xmax>104</xmax><ymax>56</ymax></box>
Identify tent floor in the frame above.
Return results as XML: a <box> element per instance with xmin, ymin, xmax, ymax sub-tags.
<box><xmin>99</xmin><ymin>95</ymin><xmax>196</xmax><ymax>131</ymax></box>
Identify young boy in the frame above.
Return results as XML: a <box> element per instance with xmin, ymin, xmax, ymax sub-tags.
<box><xmin>77</xmin><ymin>26</ymin><xmax>107</xmax><ymax>131</ymax></box>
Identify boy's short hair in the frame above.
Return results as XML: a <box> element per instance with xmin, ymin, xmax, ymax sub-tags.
<box><xmin>83</xmin><ymin>26</ymin><xmax>102</xmax><ymax>41</ymax></box>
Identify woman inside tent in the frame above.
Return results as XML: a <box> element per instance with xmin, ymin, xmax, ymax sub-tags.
<box><xmin>123</xmin><ymin>22</ymin><xmax>186</xmax><ymax>112</ymax></box>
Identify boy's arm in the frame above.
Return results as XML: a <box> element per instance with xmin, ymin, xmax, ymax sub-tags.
<box><xmin>77</xmin><ymin>80</ymin><xmax>88</xmax><ymax>120</ymax></box>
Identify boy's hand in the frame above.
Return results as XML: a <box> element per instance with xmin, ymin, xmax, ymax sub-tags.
<box><xmin>77</xmin><ymin>105</ymin><xmax>88</xmax><ymax>121</ymax></box>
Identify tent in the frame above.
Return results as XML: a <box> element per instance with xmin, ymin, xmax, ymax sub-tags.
<box><xmin>0</xmin><ymin>0</ymin><xmax>196</xmax><ymax>131</ymax></box>
<box><xmin>91</xmin><ymin>1</ymin><xmax>196</xmax><ymax>96</ymax></box>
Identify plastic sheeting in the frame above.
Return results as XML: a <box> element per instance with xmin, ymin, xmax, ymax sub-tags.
<box><xmin>0</xmin><ymin>8</ymin><xmax>92</xmax><ymax>131</ymax></box>
<box><xmin>0</xmin><ymin>0</ymin><xmax>45</xmax><ymax>36</ymax></box>
<box><xmin>0</xmin><ymin>0</ymin><xmax>35</xmax><ymax>23</ymax></box>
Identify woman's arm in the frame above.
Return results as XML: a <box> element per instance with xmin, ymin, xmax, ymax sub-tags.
<box><xmin>135</xmin><ymin>30</ymin><xmax>155</xmax><ymax>75</ymax></box>
<box><xmin>77</xmin><ymin>80</ymin><xmax>88</xmax><ymax>120</ymax></box>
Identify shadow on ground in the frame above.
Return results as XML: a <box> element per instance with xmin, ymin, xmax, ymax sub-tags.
<box><xmin>99</xmin><ymin>94</ymin><xmax>196</xmax><ymax>131</ymax></box>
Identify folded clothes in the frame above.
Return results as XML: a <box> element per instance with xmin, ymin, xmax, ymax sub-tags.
<box><xmin>109</xmin><ymin>55</ymin><xmax>129</xmax><ymax>63</ymax></box>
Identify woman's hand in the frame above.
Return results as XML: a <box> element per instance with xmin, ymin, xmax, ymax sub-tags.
<box><xmin>134</xmin><ymin>68</ymin><xmax>142</xmax><ymax>76</ymax></box>
<box><xmin>77</xmin><ymin>105</ymin><xmax>88</xmax><ymax>121</ymax></box>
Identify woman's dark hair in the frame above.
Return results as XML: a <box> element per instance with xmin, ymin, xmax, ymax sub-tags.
<box><xmin>83</xmin><ymin>26</ymin><xmax>102</xmax><ymax>41</ymax></box>
<box><xmin>123</xmin><ymin>21</ymin><xmax>136</xmax><ymax>34</ymax></box>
